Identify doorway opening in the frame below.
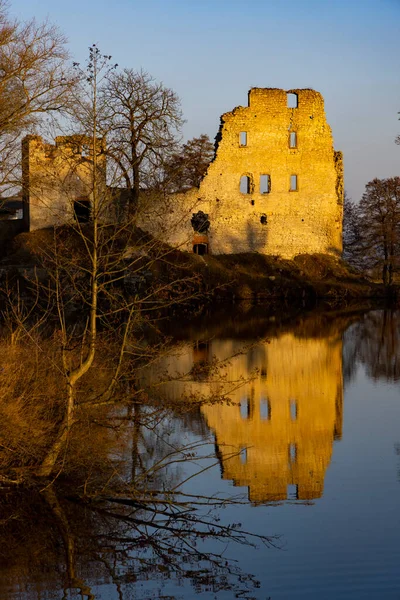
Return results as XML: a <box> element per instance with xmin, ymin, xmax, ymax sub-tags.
<box><xmin>193</xmin><ymin>243</ymin><xmax>208</xmax><ymax>255</ymax></box>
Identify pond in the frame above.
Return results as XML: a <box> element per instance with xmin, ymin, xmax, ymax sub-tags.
<box><xmin>2</xmin><ymin>309</ymin><xmax>400</xmax><ymax>599</ymax></box>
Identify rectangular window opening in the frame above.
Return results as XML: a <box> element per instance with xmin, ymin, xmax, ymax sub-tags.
<box><xmin>287</xmin><ymin>484</ymin><xmax>298</xmax><ymax>500</ymax></box>
<box><xmin>290</xmin><ymin>175</ymin><xmax>298</xmax><ymax>191</ymax></box>
<box><xmin>289</xmin><ymin>443</ymin><xmax>297</xmax><ymax>464</ymax></box>
<box><xmin>260</xmin><ymin>174</ymin><xmax>271</xmax><ymax>194</ymax></box>
<box><xmin>287</xmin><ymin>93</ymin><xmax>298</xmax><ymax>108</ymax></box>
<box><xmin>290</xmin><ymin>399</ymin><xmax>298</xmax><ymax>421</ymax></box>
<box><xmin>260</xmin><ymin>397</ymin><xmax>271</xmax><ymax>420</ymax></box>
<box><xmin>239</xmin><ymin>131</ymin><xmax>247</xmax><ymax>146</ymax></box>
<box><xmin>240</xmin><ymin>447</ymin><xmax>247</xmax><ymax>464</ymax></box>
<box><xmin>240</xmin><ymin>175</ymin><xmax>251</xmax><ymax>194</ymax></box>
<box><xmin>193</xmin><ymin>243</ymin><xmax>208</xmax><ymax>255</ymax></box>
<box><xmin>240</xmin><ymin>397</ymin><xmax>251</xmax><ymax>419</ymax></box>
<box><xmin>289</xmin><ymin>132</ymin><xmax>297</xmax><ymax>149</ymax></box>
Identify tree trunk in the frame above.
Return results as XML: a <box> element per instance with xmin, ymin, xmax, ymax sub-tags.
<box><xmin>42</xmin><ymin>486</ymin><xmax>95</xmax><ymax>599</ymax></box>
<box><xmin>128</xmin><ymin>162</ymin><xmax>140</xmax><ymax>216</ymax></box>
<box><xmin>37</xmin><ymin>384</ymin><xmax>76</xmax><ymax>477</ymax></box>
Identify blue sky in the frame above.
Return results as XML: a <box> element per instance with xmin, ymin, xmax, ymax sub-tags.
<box><xmin>10</xmin><ymin>0</ymin><xmax>400</xmax><ymax>201</ymax></box>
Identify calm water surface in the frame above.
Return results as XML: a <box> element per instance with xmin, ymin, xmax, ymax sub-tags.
<box><xmin>3</xmin><ymin>309</ymin><xmax>400</xmax><ymax>599</ymax></box>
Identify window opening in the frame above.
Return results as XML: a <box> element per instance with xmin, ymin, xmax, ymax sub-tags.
<box><xmin>290</xmin><ymin>175</ymin><xmax>298</xmax><ymax>191</ymax></box>
<box><xmin>240</xmin><ymin>398</ymin><xmax>249</xmax><ymax>419</ymax></box>
<box><xmin>290</xmin><ymin>399</ymin><xmax>298</xmax><ymax>421</ymax></box>
<box><xmin>240</xmin><ymin>175</ymin><xmax>251</xmax><ymax>194</ymax></box>
<box><xmin>289</xmin><ymin>132</ymin><xmax>297</xmax><ymax>148</ymax></box>
<box><xmin>240</xmin><ymin>447</ymin><xmax>247</xmax><ymax>464</ymax></box>
<box><xmin>260</xmin><ymin>397</ymin><xmax>271</xmax><ymax>420</ymax></box>
<box><xmin>240</xmin><ymin>397</ymin><xmax>253</xmax><ymax>419</ymax></box>
<box><xmin>193</xmin><ymin>340</ymin><xmax>210</xmax><ymax>363</ymax></box>
<box><xmin>289</xmin><ymin>443</ymin><xmax>297</xmax><ymax>464</ymax></box>
<box><xmin>260</xmin><ymin>174</ymin><xmax>271</xmax><ymax>194</ymax></box>
<box><xmin>193</xmin><ymin>243</ymin><xmax>208</xmax><ymax>255</ymax></box>
<box><xmin>82</xmin><ymin>144</ymin><xmax>90</xmax><ymax>157</ymax></box>
<box><xmin>260</xmin><ymin>214</ymin><xmax>267</xmax><ymax>225</ymax></box>
<box><xmin>287</xmin><ymin>93</ymin><xmax>298</xmax><ymax>108</ymax></box>
<box><xmin>74</xmin><ymin>198</ymin><xmax>91</xmax><ymax>223</ymax></box>
<box><xmin>239</xmin><ymin>131</ymin><xmax>247</xmax><ymax>146</ymax></box>
<box><xmin>287</xmin><ymin>484</ymin><xmax>298</xmax><ymax>500</ymax></box>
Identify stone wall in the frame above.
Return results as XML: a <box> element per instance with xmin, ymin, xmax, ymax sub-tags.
<box><xmin>140</xmin><ymin>88</ymin><xmax>343</xmax><ymax>259</ymax></box>
<box><xmin>22</xmin><ymin>135</ymin><xmax>106</xmax><ymax>231</ymax></box>
<box><xmin>20</xmin><ymin>89</ymin><xmax>343</xmax><ymax>259</ymax></box>
<box><xmin>0</xmin><ymin>219</ymin><xmax>25</xmax><ymax>252</ymax></box>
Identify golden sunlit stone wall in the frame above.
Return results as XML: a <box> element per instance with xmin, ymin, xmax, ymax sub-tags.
<box><xmin>22</xmin><ymin>135</ymin><xmax>106</xmax><ymax>231</ymax></box>
<box><xmin>148</xmin><ymin>330</ymin><xmax>343</xmax><ymax>503</ymax></box>
<box><xmin>201</xmin><ymin>333</ymin><xmax>343</xmax><ymax>502</ymax></box>
<box><xmin>141</xmin><ymin>88</ymin><xmax>343</xmax><ymax>259</ymax></box>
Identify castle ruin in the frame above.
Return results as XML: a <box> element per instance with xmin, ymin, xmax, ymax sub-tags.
<box><xmin>20</xmin><ymin>88</ymin><xmax>343</xmax><ymax>260</ymax></box>
<box><xmin>145</xmin><ymin>88</ymin><xmax>343</xmax><ymax>259</ymax></box>
<box><xmin>22</xmin><ymin>135</ymin><xmax>106</xmax><ymax>232</ymax></box>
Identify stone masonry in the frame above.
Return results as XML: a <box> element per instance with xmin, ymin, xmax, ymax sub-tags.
<box><xmin>21</xmin><ymin>89</ymin><xmax>343</xmax><ymax>260</ymax></box>
<box><xmin>22</xmin><ymin>135</ymin><xmax>106</xmax><ymax>231</ymax></box>
<box><xmin>143</xmin><ymin>88</ymin><xmax>343</xmax><ymax>259</ymax></box>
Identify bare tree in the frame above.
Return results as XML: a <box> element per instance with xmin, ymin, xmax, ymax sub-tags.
<box><xmin>34</xmin><ymin>48</ymin><xmax>139</xmax><ymax>477</ymax></box>
<box><xmin>342</xmin><ymin>191</ymin><xmax>363</xmax><ymax>269</ymax></box>
<box><xmin>12</xmin><ymin>47</ymin><xmax>198</xmax><ymax>478</ymax></box>
<box><xmin>100</xmin><ymin>68</ymin><xmax>184</xmax><ymax>215</ymax></box>
<box><xmin>163</xmin><ymin>133</ymin><xmax>215</xmax><ymax>192</ymax></box>
<box><xmin>0</xmin><ymin>2</ymin><xmax>73</xmax><ymax>195</ymax></box>
<box><xmin>357</xmin><ymin>177</ymin><xmax>400</xmax><ymax>285</ymax></box>
<box><xmin>0</xmin><ymin>39</ymin><xmax>278</xmax><ymax>598</ymax></box>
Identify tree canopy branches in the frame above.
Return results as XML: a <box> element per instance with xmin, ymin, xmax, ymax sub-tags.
<box><xmin>100</xmin><ymin>68</ymin><xmax>184</xmax><ymax>213</ymax></box>
<box><xmin>343</xmin><ymin>178</ymin><xmax>400</xmax><ymax>285</ymax></box>
<box><xmin>0</xmin><ymin>1</ymin><xmax>74</xmax><ymax>193</ymax></box>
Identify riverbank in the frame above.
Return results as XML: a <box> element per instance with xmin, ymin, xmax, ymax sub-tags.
<box><xmin>1</xmin><ymin>227</ymin><xmax>389</xmax><ymax>314</ymax></box>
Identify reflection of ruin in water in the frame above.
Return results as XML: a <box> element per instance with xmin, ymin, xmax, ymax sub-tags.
<box><xmin>4</xmin><ymin>310</ymin><xmax>400</xmax><ymax>599</ymax></box>
<box><xmin>153</xmin><ymin>319</ymin><xmax>344</xmax><ymax>504</ymax></box>
<box><xmin>201</xmin><ymin>333</ymin><xmax>343</xmax><ymax>502</ymax></box>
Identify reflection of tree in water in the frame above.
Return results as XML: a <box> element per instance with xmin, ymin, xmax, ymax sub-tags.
<box><xmin>395</xmin><ymin>444</ymin><xmax>400</xmax><ymax>485</ymax></box>
<box><xmin>343</xmin><ymin>310</ymin><xmax>400</xmax><ymax>383</ymax></box>
<box><xmin>0</xmin><ymin>408</ymin><xmax>275</xmax><ymax>600</ymax></box>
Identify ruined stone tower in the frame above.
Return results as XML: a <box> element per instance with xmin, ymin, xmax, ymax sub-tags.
<box><xmin>22</xmin><ymin>135</ymin><xmax>106</xmax><ymax>231</ymax></box>
<box><xmin>142</xmin><ymin>88</ymin><xmax>343</xmax><ymax>259</ymax></box>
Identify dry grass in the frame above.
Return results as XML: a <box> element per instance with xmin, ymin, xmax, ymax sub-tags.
<box><xmin>0</xmin><ymin>341</ymin><xmax>64</xmax><ymax>479</ymax></box>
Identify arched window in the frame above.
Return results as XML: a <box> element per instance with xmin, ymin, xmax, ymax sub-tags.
<box><xmin>240</xmin><ymin>175</ymin><xmax>252</xmax><ymax>194</ymax></box>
